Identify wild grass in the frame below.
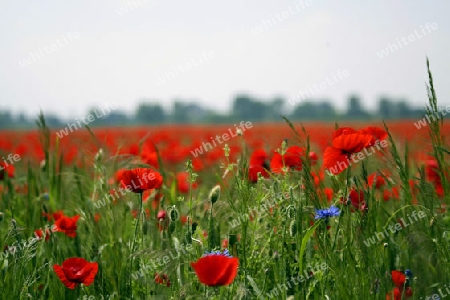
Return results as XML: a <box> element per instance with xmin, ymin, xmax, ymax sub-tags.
<box><xmin>0</xmin><ymin>60</ymin><xmax>449</xmax><ymax>299</ymax></box>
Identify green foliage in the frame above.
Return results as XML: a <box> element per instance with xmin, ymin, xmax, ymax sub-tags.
<box><xmin>0</xmin><ymin>60</ymin><xmax>449</xmax><ymax>299</ymax></box>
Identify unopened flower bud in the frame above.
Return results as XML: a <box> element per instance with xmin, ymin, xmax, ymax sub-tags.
<box><xmin>289</xmin><ymin>220</ymin><xmax>297</xmax><ymax>237</ymax></box>
<box><xmin>286</xmin><ymin>205</ymin><xmax>295</xmax><ymax>219</ymax></box>
<box><xmin>157</xmin><ymin>210</ymin><xmax>166</xmax><ymax>221</ymax></box>
<box><xmin>142</xmin><ymin>220</ymin><xmax>148</xmax><ymax>235</ymax></box>
<box><xmin>168</xmin><ymin>206</ymin><xmax>180</xmax><ymax>221</ymax></box>
<box><xmin>0</xmin><ymin>212</ymin><xmax>4</xmax><ymax>222</ymax></box>
<box><xmin>40</xmin><ymin>160</ymin><xmax>46</xmax><ymax>170</ymax></box>
<box><xmin>209</xmin><ymin>185</ymin><xmax>221</xmax><ymax>205</ymax></box>
<box><xmin>229</xmin><ymin>234</ymin><xmax>238</xmax><ymax>247</ymax></box>
<box><xmin>95</xmin><ymin>148</ymin><xmax>103</xmax><ymax>162</ymax></box>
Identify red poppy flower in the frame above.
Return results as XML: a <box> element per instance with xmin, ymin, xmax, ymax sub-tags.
<box><xmin>391</xmin><ymin>270</ymin><xmax>406</xmax><ymax>287</ymax></box>
<box><xmin>250</xmin><ymin>149</ymin><xmax>268</xmax><ymax>166</ymax></box>
<box><xmin>383</xmin><ymin>186</ymin><xmax>400</xmax><ymax>201</ymax></box>
<box><xmin>308</xmin><ymin>151</ymin><xmax>319</xmax><ymax>165</ymax></box>
<box><xmin>368</xmin><ymin>172</ymin><xmax>387</xmax><ymax>189</ymax></box>
<box><xmin>222</xmin><ymin>239</ymin><xmax>229</xmax><ymax>248</ymax></box>
<box><xmin>157</xmin><ymin>210</ymin><xmax>166</xmax><ymax>221</ymax></box>
<box><xmin>119</xmin><ymin>144</ymin><xmax>139</xmax><ymax>156</ymax></box>
<box><xmin>248</xmin><ymin>149</ymin><xmax>270</xmax><ymax>182</ymax></box>
<box><xmin>154</xmin><ymin>273</ymin><xmax>171</xmax><ymax>287</ymax></box>
<box><xmin>34</xmin><ymin>228</ymin><xmax>51</xmax><ymax>241</ymax></box>
<box><xmin>94</xmin><ymin>213</ymin><xmax>101</xmax><ymax>222</ymax></box>
<box><xmin>270</xmin><ymin>152</ymin><xmax>284</xmax><ymax>173</ymax></box>
<box><xmin>52</xmin><ymin>210</ymin><xmax>64</xmax><ymax>221</ymax></box>
<box><xmin>117</xmin><ymin>168</ymin><xmax>163</xmax><ymax>193</ymax></box>
<box><xmin>358</xmin><ymin>126</ymin><xmax>388</xmax><ymax>146</ymax></box>
<box><xmin>248</xmin><ymin>165</ymin><xmax>270</xmax><ymax>183</ymax></box>
<box><xmin>191</xmin><ymin>250</ymin><xmax>239</xmax><ymax>286</ymax></box>
<box><xmin>283</xmin><ymin>146</ymin><xmax>303</xmax><ymax>170</ymax></box>
<box><xmin>310</xmin><ymin>171</ymin><xmax>323</xmax><ymax>186</ymax></box>
<box><xmin>270</xmin><ymin>146</ymin><xmax>304</xmax><ymax>174</ymax></box>
<box><xmin>345</xmin><ymin>189</ymin><xmax>366</xmax><ymax>212</ymax></box>
<box><xmin>386</xmin><ymin>271</ymin><xmax>413</xmax><ymax>300</ymax></box>
<box><xmin>323</xmin><ymin>130</ymin><xmax>373</xmax><ymax>175</ymax></box>
<box><xmin>424</xmin><ymin>159</ymin><xmax>447</xmax><ymax>197</ymax></box>
<box><xmin>386</xmin><ymin>287</ymin><xmax>401</xmax><ymax>300</ymax></box>
<box><xmin>42</xmin><ymin>210</ymin><xmax>64</xmax><ymax>221</ymax></box>
<box><xmin>53</xmin><ymin>257</ymin><xmax>98</xmax><ymax>289</ymax></box>
<box><xmin>323</xmin><ymin>188</ymin><xmax>334</xmax><ymax>203</ymax></box>
<box><xmin>0</xmin><ymin>162</ymin><xmax>14</xmax><ymax>180</ymax></box>
<box><xmin>425</xmin><ymin>160</ymin><xmax>440</xmax><ymax>182</ymax></box>
<box><xmin>332</xmin><ymin>127</ymin><xmax>357</xmax><ymax>139</ymax></box>
<box><xmin>53</xmin><ymin>215</ymin><xmax>80</xmax><ymax>238</ymax></box>
<box><xmin>192</xmin><ymin>157</ymin><xmax>204</xmax><ymax>172</ymax></box>
<box><xmin>141</xmin><ymin>150</ymin><xmax>159</xmax><ymax>169</ymax></box>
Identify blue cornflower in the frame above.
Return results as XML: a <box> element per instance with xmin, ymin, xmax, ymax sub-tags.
<box><xmin>405</xmin><ymin>269</ymin><xmax>413</xmax><ymax>278</ymax></box>
<box><xmin>203</xmin><ymin>249</ymin><xmax>233</xmax><ymax>258</ymax></box>
<box><xmin>315</xmin><ymin>205</ymin><xmax>340</xmax><ymax>220</ymax></box>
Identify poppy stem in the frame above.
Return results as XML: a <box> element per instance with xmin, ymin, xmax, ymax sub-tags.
<box><xmin>130</xmin><ymin>192</ymin><xmax>144</xmax><ymax>296</ymax></box>
<box><xmin>133</xmin><ymin>192</ymin><xmax>144</xmax><ymax>251</ymax></box>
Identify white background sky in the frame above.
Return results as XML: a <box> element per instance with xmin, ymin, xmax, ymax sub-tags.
<box><xmin>1</xmin><ymin>0</ymin><xmax>449</xmax><ymax>119</ymax></box>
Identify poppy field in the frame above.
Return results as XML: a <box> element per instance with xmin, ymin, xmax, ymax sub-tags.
<box><xmin>1</xmin><ymin>66</ymin><xmax>450</xmax><ymax>299</ymax></box>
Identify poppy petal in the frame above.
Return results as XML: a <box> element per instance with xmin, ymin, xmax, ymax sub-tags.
<box><xmin>332</xmin><ymin>127</ymin><xmax>357</xmax><ymax>139</ymax></box>
<box><xmin>191</xmin><ymin>255</ymin><xmax>239</xmax><ymax>286</ymax></box>
<box><xmin>323</xmin><ymin>147</ymin><xmax>349</xmax><ymax>175</ymax></box>
<box><xmin>332</xmin><ymin>133</ymin><xmax>372</xmax><ymax>153</ymax></box>
<box><xmin>391</xmin><ymin>270</ymin><xmax>406</xmax><ymax>287</ymax></box>
<box><xmin>53</xmin><ymin>264</ymin><xmax>77</xmax><ymax>289</ymax></box>
<box><xmin>215</xmin><ymin>257</ymin><xmax>239</xmax><ymax>286</ymax></box>
<box><xmin>81</xmin><ymin>263</ymin><xmax>98</xmax><ymax>286</ymax></box>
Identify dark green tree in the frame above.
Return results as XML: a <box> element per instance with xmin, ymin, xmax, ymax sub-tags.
<box><xmin>346</xmin><ymin>95</ymin><xmax>369</xmax><ymax>120</ymax></box>
<box><xmin>135</xmin><ymin>102</ymin><xmax>166</xmax><ymax>124</ymax></box>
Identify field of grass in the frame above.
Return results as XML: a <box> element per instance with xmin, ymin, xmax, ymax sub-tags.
<box><xmin>1</xmin><ymin>63</ymin><xmax>450</xmax><ymax>299</ymax></box>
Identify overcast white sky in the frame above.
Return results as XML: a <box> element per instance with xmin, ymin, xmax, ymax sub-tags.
<box><xmin>1</xmin><ymin>0</ymin><xmax>449</xmax><ymax>119</ymax></box>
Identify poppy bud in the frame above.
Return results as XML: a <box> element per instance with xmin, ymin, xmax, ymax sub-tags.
<box><xmin>142</xmin><ymin>220</ymin><xmax>148</xmax><ymax>235</ymax></box>
<box><xmin>191</xmin><ymin>221</ymin><xmax>198</xmax><ymax>232</ymax></box>
<box><xmin>289</xmin><ymin>220</ymin><xmax>297</xmax><ymax>237</ymax></box>
<box><xmin>94</xmin><ymin>148</ymin><xmax>103</xmax><ymax>162</ymax></box>
<box><xmin>157</xmin><ymin>210</ymin><xmax>166</xmax><ymax>221</ymax></box>
<box><xmin>229</xmin><ymin>234</ymin><xmax>238</xmax><ymax>247</ymax></box>
<box><xmin>0</xmin><ymin>212</ymin><xmax>3</xmax><ymax>222</ymax></box>
<box><xmin>286</xmin><ymin>205</ymin><xmax>295</xmax><ymax>219</ymax></box>
<box><xmin>209</xmin><ymin>185</ymin><xmax>221</xmax><ymax>205</ymax></box>
<box><xmin>168</xmin><ymin>206</ymin><xmax>179</xmax><ymax>221</ymax></box>
<box><xmin>40</xmin><ymin>160</ymin><xmax>46</xmax><ymax>171</ymax></box>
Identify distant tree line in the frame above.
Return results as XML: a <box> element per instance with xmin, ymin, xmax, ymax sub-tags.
<box><xmin>0</xmin><ymin>94</ymin><xmax>435</xmax><ymax>129</ymax></box>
